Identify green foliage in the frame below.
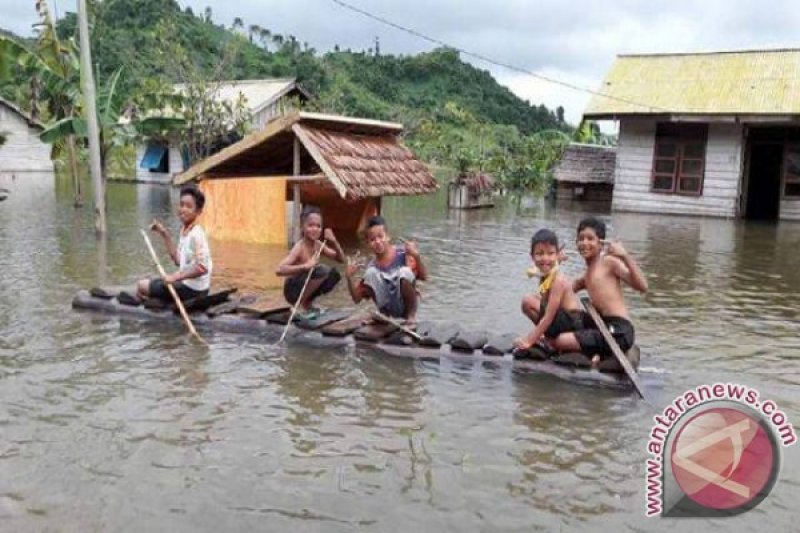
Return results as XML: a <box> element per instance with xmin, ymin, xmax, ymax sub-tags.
<box><xmin>2</xmin><ymin>0</ymin><xmax>574</xmax><ymax>191</ymax></box>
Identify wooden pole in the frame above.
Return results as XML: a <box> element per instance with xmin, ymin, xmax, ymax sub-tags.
<box><xmin>580</xmin><ymin>298</ymin><xmax>650</xmax><ymax>404</ymax></box>
<box><xmin>275</xmin><ymin>239</ymin><xmax>326</xmax><ymax>344</ymax></box>
<box><xmin>141</xmin><ymin>230</ymin><xmax>206</xmax><ymax>344</ymax></box>
<box><xmin>292</xmin><ymin>137</ymin><xmax>302</xmax><ymax>244</ymax></box>
<box><xmin>77</xmin><ymin>0</ymin><xmax>105</xmax><ymax>235</ymax></box>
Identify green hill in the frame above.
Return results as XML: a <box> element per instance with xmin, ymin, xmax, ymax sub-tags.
<box><xmin>3</xmin><ymin>0</ymin><xmax>571</xmax><ymax>189</ymax></box>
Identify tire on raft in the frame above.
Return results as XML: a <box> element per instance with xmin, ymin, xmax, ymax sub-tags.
<box><xmin>72</xmin><ymin>289</ymin><xmax>642</xmax><ymax>392</ymax></box>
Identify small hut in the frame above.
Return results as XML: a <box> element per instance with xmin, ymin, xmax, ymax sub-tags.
<box><xmin>0</xmin><ymin>96</ymin><xmax>53</xmax><ymax>173</ymax></box>
<box><xmin>447</xmin><ymin>171</ymin><xmax>495</xmax><ymax>209</ymax></box>
<box><xmin>174</xmin><ymin>111</ymin><xmax>439</xmax><ymax>245</ymax></box>
<box><xmin>552</xmin><ymin>143</ymin><xmax>616</xmax><ymax>202</ymax></box>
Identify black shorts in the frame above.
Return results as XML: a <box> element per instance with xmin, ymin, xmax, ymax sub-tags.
<box><xmin>574</xmin><ymin>315</ymin><xmax>635</xmax><ymax>359</ymax></box>
<box><xmin>283</xmin><ymin>265</ymin><xmax>341</xmax><ymax>304</ymax></box>
<box><xmin>544</xmin><ymin>309</ymin><xmax>588</xmax><ymax>339</ymax></box>
<box><xmin>148</xmin><ymin>278</ymin><xmax>207</xmax><ymax>302</ymax></box>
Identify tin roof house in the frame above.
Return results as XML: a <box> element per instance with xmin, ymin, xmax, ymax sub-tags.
<box><xmin>584</xmin><ymin>48</ymin><xmax>800</xmax><ymax>221</ymax></box>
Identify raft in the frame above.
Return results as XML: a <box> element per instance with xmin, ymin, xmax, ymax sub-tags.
<box><xmin>71</xmin><ymin>288</ymin><xmax>642</xmax><ymax>391</ymax></box>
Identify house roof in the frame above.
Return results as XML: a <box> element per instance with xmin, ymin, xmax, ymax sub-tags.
<box><xmin>174</xmin><ymin>111</ymin><xmax>439</xmax><ymax>200</ymax></box>
<box><xmin>0</xmin><ymin>96</ymin><xmax>44</xmax><ymax>130</ymax></box>
<box><xmin>584</xmin><ymin>48</ymin><xmax>800</xmax><ymax>119</ymax></box>
<box><xmin>172</xmin><ymin>78</ymin><xmax>311</xmax><ymax>117</ymax></box>
<box><xmin>552</xmin><ymin>143</ymin><xmax>616</xmax><ymax>184</ymax></box>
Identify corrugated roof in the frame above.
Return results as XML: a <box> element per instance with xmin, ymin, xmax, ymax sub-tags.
<box><xmin>174</xmin><ymin>111</ymin><xmax>439</xmax><ymax>200</ymax></box>
<box><xmin>552</xmin><ymin>143</ymin><xmax>616</xmax><ymax>184</ymax></box>
<box><xmin>172</xmin><ymin>78</ymin><xmax>311</xmax><ymax>116</ymax></box>
<box><xmin>584</xmin><ymin>49</ymin><xmax>800</xmax><ymax>118</ymax></box>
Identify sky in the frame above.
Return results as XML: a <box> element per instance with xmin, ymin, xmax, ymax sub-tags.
<box><xmin>2</xmin><ymin>0</ymin><xmax>800</xmax><ymax>125</ymax></box>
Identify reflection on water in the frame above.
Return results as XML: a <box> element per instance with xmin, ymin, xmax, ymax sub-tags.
<box><xmin>0</xmin><ymin>175</ymin><xmax>798</xmax><ymax>531</ymax></box>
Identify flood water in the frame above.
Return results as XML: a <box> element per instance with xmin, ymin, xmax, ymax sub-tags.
<box><xmin>1</xmin><ymin>173</ymin><xmax>798</xmax><ymax>531</ymax></box>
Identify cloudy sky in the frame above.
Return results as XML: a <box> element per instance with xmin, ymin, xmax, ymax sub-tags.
<box><xmin>2</xmin><ymin>0</ymin><xmax>800</xmax><ymax>124</ymax></box>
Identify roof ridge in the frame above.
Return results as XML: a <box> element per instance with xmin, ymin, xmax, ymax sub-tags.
<box><xmin>619</xmin><ymin>47</ymin><xmax>800</xmax><ymax>58</ymax></box>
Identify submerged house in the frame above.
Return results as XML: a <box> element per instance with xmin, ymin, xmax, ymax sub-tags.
<box><xmin>136</xmin><ymin>78</ymin><xmax>311</xmax><ymax>184</ymax></box>
<box><xmin>584</xmin><ymin>49</ymin><xmax>800</xmax><ymax>221</ymax></box>
<box><xmin>174</xmin><ymin>111</ymin><xmax>439</xmax><ymax>245</ymax></box>
<box><xmin>0</xmin><ymin>96</ymin><xmax>53</xmax><ymax>173</ymax></box>
<box><xmin>448</xmin><ymin>171</ymin><xmax>495</xmax><ymax>209</ymax></box>
<box><xmin>552</xmin><ymin>143</ymin><xmax>616</xmax><ymax>202</ymax></box>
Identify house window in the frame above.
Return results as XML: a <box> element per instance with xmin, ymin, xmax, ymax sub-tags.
<box><xmin>651</xmin><ymin>123</ymin><xmax>707</xmax><ymax>196</ymax></box>
<box><xmin>140</xmin><ymin>143</ymin><xmax>169</xmax><ymax>173</ymax></box>
<box><xmin>783</xmin><ymin>145</ymin><xmax>800</xmax><ymax>198</ymax></box>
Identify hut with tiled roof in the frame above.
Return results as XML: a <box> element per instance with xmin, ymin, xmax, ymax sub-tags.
<box><xmin>174</xmin><ymin>111</ymin><xmax>439</xmax><ymax>245</ymax></box>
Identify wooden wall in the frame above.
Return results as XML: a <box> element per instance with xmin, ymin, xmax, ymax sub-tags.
<box><xmin>0</xmin><ymin>105</ymin><xmax>54</xmax><ymax>173</ymax></box>
<box><xmin>613</xmin><ymin>119</ymin><xmax>743</xmax><ymax>217</ymax></box>
<box><xmin>555</xmin><ymin>182</ymin><xmax>613</xmax><ymax>203</ymax></box>
<box><xmin>780</xmin><ymin>198</ymin><xmax>800</xmax><ymax>220</ymax></box>
<box><xmin>199</xmin><ymin>177</ymin><xmax>287</xmax><ymax>245</ymax></box>
<box><xmin>298</xmin><ymin>183</ymin><xmax>380</xmax><ymax>238</ymax></box>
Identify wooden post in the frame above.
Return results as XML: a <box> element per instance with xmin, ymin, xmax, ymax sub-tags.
<box><xmin>77</xmin><ymin>0</ymin><xmax>105</xmax><ymax>235</ymax></box>
<box><xmin>292</xmin><ymin>137</ymin><xmax>302</xmax><ymax>244</ymax></box>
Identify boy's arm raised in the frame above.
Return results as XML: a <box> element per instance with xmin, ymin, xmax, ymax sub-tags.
<box><xmin>345</xmin><ymin>257</ymin><xmax>367</xmax><ymax>303</ymax></box>
<box><xmin>322</xmin><ymin>228</ymin><xmax>346</xmax><ymax>263</ymax></box>
<box><xmin>150</xmin><ymin>219</ymin><xmax>178</xmax><ymax>265</ymax></box>
<box><xmin>607</xmin><ymin>242</ymin><xmax>648</xmax><ymax>293</ymax></box>
<box><xmin>404</xmin><ymin>240</ymin><xmax>427</xmax><ymax>281</ymax></box>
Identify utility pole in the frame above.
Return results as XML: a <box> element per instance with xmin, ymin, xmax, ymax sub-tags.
<box><xmin>77</xmin><ymin>0</ymin><xmax>106</xmax><ymax>235</ymax></box>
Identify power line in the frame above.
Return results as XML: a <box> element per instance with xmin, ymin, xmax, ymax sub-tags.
<box><xmin>330</xmin><ymin>0</ymin><xmax>667</xmax><ymax>114</ymax></box>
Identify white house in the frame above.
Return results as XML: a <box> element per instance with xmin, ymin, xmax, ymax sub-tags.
<box><xmin>0</xmin><ymin>96</ymin><xmax>54</xmax><ymax>174</ymax></box>
<box><xmin>584</xmin><ymin>49</ymin><xmax>800</xmax><ymax>221</ymax></box>
<box><xmin>135</xmin><ymin>78</ymin><xmax>311</xmax><ymax>184</ymax></box>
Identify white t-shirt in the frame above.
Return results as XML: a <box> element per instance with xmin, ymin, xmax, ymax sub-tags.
<box><xmin>178</xmin><ymin>224</ymin><xmax>212</xmax><ymax>291</ymax></box>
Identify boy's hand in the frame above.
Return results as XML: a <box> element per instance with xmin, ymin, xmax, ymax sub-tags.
<box><xmin>323</xmin><ymin>228</ymin><xmax>337</xmax><ymax>243</ymax></box>
<box><xmin>558</xmin><ymin>248</ymin><xmax>569</xmax><ymax>263</ymax></box>
<box><xmin>149</xmin><ymin>219</ymin><xmax>167</xmax><ymax>236</ymax></box>
<box><xmin>404</xmin><ymin>240</ymin><xmax>420</xmax><ymax>259</ymax></box>
<box><xmin>513</xmin><ymin>337</ymin><xmax>533</xmax><ymax>351</ymax></box>
<box><xmin>162</xmin><ymin>272</ymin><xmax>179</xmax><ymax>285</ymax></box>
<box><xmin>606</xmin><ymin>240</ymin><xmax>629</xmax><ymax>259</ymax></box>
<box><xmin>345</xmin><ymin>256</ymin><xmax>360</xmax><ymax>277</ymax></box>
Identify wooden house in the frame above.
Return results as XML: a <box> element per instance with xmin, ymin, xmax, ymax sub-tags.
<box><xmin>447</xmin><ymin>171</ymin><xmax>495</xmax><ymax>209</ymax></box>
<box><xmin>552</xmin><ymin>143</ymin><xmax>616</xmax><ymax>202</ymax></box>
<box><xmin>584</xmin><ymin>48</ymin><xmax>800</xmax><ymax>221</ymax></box>
<box><xmin>0</xmin><ymin>96</ymin><xmax>53</xmax><ymax>174</ymax></box>
<box><xmin>173</xmin><ymin>111</ymin><xmax>439</xmax><ymax>245</ymax></box>
<box><xmin>136</xmin><ymin>78</ymin><xmax>311</xmax><ymax>184</ymax></box>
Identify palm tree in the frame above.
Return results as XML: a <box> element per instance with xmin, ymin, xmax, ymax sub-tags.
<box><xmin>258</xmin><ymin>28</ymin><xmax>271</xmax><ymax>51</ymax></box>
<box><xmin>232</xmin><ymin>17</ymin><xmax>244</xmax><ymax>32</ymax></box>
<box><xmin>248</xmin><ymin>24</ymin><xmax>260</xmax><ymax>43</ymax></box>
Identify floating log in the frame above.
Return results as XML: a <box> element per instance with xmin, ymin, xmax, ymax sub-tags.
<box><xmin>450</xmin><ymin>331</ymin><xmax>489</xmax><ymax>352</ymax></box>
<box><xmin>295</xmin><ymin>309</ymin><xmax>353</xmax><ymax>330</ymax></box>
<box><xmin>238</xmin><ymin>295</ymin><xmax>291</xmax><ymax>317</ymax></box>
<box><xmin>483</xmin><ymin>333</ymin><xmax>516</xmax><ymax>356</ymax></box>
<box><xmin>71</xmin><ymin>289</ymin><xmax>645</xmax><ymax>391</ymax></box>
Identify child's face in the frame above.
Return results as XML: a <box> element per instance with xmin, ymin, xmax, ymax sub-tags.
<box><xmin>178</xmin><ymin>194</ymin><xmax>199</xmax><ymax>225</ymax></box>
<box><xmin>531</xmin><ymin>242</ymin><xmax>559</xmax><ymax>275</ymax></box>
<box><xmin>302</xmin><ymin>213</ymin><xmax>323</xmax><ymax>240</ymax></box>
<box><xmin>365</xmin><ymin>224</ymin><xmax>389</xmax><ymax>255</ymax></box>
<box><xmin>577</xmin><ymin>227</ymin><xmax>603</xmax><ymax>260</ymax></box>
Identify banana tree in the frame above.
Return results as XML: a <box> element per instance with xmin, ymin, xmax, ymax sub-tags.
<box><xmin>0</xmin><ymin>0</ymin><xmax>83</xmax><ymax>205</ymax></box>
<box><xmin>39</xmin><ymin>67</ymin><xmax>184</xmax><ymax>177</ymax></box>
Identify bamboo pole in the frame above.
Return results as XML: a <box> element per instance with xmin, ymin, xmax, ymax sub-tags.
<box><xmin>141</xmin><ymin>230</ymin><xmax>206</xmax><ymax>344</ymax></box>
<box><xmin>77</xmin><ymin>0</ymin><xmax>105</xmax><ymax>235</ymax></box>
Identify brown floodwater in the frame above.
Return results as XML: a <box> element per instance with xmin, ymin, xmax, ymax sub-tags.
<box><xmin>1</xmin><ymin>173</ymin><xmax>798</xmax><ymax>531</ymax></box>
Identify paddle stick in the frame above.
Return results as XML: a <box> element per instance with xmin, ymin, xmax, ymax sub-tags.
<box><xmin>276</xmin><ymin>239</ymin><xmax>327</xmax><ymax>344</ymax></box>
<box><xmin>371</xmin><ymin>310</ymin><xmax>423</xmax><ymax>341</ymax></box>
<box><xmin>580</xmin><ymin>297</ymin><xmax>650</xmax><ymax>403</ymax></box>
<box><xmin>141</xmin><ymin>230</ymin><xmax>205</xmax><ymax>344</ymax></box>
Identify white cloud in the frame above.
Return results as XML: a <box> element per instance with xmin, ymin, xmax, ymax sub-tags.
<box><xmin>3</xmin><ymin>0</ymin><xmax>800</xmax><ymax>128</ymax></box>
